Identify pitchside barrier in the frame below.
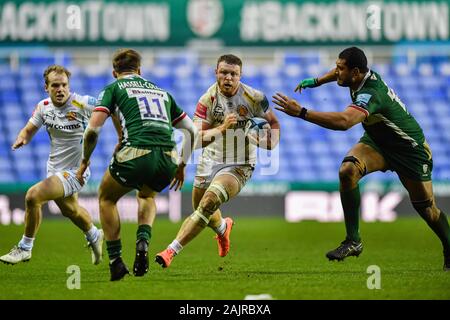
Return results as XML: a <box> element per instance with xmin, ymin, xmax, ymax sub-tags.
<box><xmin>1</xmin><ymin>182</ymin><xmax>450</xmax><ymax>225</ymax></box>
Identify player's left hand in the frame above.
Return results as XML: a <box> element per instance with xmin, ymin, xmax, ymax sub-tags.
<box><xmin>170</xmin><ymin>162</ymin><xmax>186</xmax><ymax>191</ymax></box>
<box><xmin>272</xmin><ymin>93</ymin><xmax>303</xmax><ymax>117</ymax></box>
<box><xmin>294</xmin><ymin>77</ymin><xmax>319</xmax><ymax>93</ymax></box>
<box><xmin>76</xmin><ymin>160</ymin><xmax>90</xmax><ymax>186</ymax></box>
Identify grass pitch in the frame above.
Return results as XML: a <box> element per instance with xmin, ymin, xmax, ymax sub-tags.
<box><xmin>0</xmin><ymin>217</ymin><xmax>449</xmax><ymax>300</ymax></box>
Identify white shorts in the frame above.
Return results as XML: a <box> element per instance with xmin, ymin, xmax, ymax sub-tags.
<box><xmin>194</xmin><ymin>163</ymin><xmax>254</xmax><ymax>190</ymax></box>
<box><xmin>50</xmin><ymin>168</ymin><xmax>91</xmax><ymax>198</ymax></box>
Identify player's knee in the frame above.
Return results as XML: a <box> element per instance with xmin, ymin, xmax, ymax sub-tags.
<box><xmin>25</xmin><ymin>188</ymin><xmax>42</xmax><ymax>207</ymax></box>
<box><xmin>98</xmin><ymin>187</ymin><xmax>115</xmax><ymax>204</ymax></box>
<box><xmin>339</xmin><ymin>156</ymin><xmax>367</xmax><ymax>185</ymax></box>
<box><xmin>339</xmin><ymin>162</ymin><xmax>361</xmax><ymax>185</ymax></box>
<box><xmin>412</xmin><ymin>199</ymin><xmax>439</xmax><ymax>221</ymax></box>
<box><xmin>199</xmin><ymin>192</ymin><xmax>220</xmax><ymax>218</ymax></box>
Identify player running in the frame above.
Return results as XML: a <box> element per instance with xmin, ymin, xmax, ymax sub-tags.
<box><xmin>155</xmin><ymin>54</ymin><xmax>280</xmax><ymax>268</ymax></box>
<box><xmin>0</xmin><ymin>65</ymin><xmax>103</xmax><ymax>266</ymax></box>
<box><xmin>274</xmin><ymin>47</ymin><xmax>450</xmax><ymax>271</ymax></box>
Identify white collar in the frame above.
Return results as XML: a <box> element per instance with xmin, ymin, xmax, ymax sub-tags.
<box><xmin>354</xmin><ymin>70</ymin><xmax>371</xmax><ymax>93</ymax></box>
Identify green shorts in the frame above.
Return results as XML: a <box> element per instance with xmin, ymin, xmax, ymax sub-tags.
<box><xmin>109</xmin><ymin>146</ymin><xmax>178</xmax><ymax>192</ymax></box>
<box><xmin>359</xmin><ymin>133</ymin><xmax>433</xmax><ymax>181</ymax></box>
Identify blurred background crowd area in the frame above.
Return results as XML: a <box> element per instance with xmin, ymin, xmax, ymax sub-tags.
<box><xmin>0</xmin><ymin>0</ymin><xmax>449</xmax><ymax>185</ymax></box>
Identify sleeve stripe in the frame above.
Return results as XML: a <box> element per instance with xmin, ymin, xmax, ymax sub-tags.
<box><xmin>348</xmin><ymin>105</ymin><xmax>369</xmax><ymax>117</ymax></box>
<box><xmin>172</xmin><ymin>112</ymin><xmax>187</xmax><ymax>125</ymax></box>
<box><xmin>94</xmin><ymin>106</ymin><xmax>110</xmax><ymax>115</ymax></box>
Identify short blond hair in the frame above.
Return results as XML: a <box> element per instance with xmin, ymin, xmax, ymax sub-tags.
<box><xmin>43</xmin><ymin>65</ymin><xmax>71</xmax><ymax>85</ymax></box>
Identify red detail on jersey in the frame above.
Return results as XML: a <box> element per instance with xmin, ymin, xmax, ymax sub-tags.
<box><xmin>195</xmin><ymin>103</ymin><xmax>207</xmax><ymax>119</ymax></box>
<box><xmin>31</xmin><ymin>105</ymin><xmax>38</xmax><ymax>117</ymax></box>
<box><xmin>349</xmin><ymin>105</ymin><xmax>369</xmax><ymax>117</ymax></box>
<box><xmin>93</xmin><ymin>106</ymin><xmax>110</xmax><ymax>115</ymax></box>
<box><xmin>44</xmin><ymin>100</ymin><xmax>49</xmax><ymax>105</ymax></box>
<box><xmin>172</xmin><ymin>112</ymin><xmax>187</xmax><ymax>126</ymax></box>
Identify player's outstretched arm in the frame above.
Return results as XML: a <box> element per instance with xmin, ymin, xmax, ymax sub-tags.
<box><xmin>294</xmin><ymin>68</ymin><xmax>338</xmax><ymax>93</ymax></box>
<box><xmin>11</xmin><ymin>121</ymin><xmax>38</xmax><ymax>150</ymax></box>
<box><xmin>273</xmin><ymin>92</ymin><xmax>366</xmax><ymax>131</ymax></box>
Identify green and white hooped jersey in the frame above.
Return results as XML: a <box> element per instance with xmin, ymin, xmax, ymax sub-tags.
<box><xmin>30</xmin><ymin>92</ymin><xmax>95</xmax><ymax>174</ymax></box>
<box><xmin>95</xmin><ymin>74</ymin><xmax>186</xmax><ymax>149</ymax></box>
<box><xmin>349</xmin><ymin>70</ymin><xmax>427</xmax><ymax>152</ymax></box>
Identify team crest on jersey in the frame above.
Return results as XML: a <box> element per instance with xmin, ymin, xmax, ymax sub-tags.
<box><xmin>213</xmin><ymin>104</ymin><xmax>225</xmax><ymax>121</ymax></box>
<box><xmin>237</xmin><ymin>105</ymin><xmax>248</xmax><ymax>117</ymax></box>
<box><xmin>65</xmin><ymin>111</ymin><xmax>77</xmax><ymax>121</ymax></box>
<box><xmin>63</xmin><ymin>171</ymin><xmax>70</xmax><ymax>180</ymax></box>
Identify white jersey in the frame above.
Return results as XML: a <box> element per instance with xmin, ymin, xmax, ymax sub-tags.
<box><xmin>29</xmin><ymin>93</ymin><xmax>96</xmax><ymax>175</ymax></box>
<box><xmin>193</xmin><ymin>82</ymin><xmax>270</xmax><ymax>166</ymax></box>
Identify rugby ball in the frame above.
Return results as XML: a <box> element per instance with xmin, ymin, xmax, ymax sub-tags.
<box><xmin>244</xmin><ymin>117</ymin><xmax>270</xmax><ymax>137</ymax></box>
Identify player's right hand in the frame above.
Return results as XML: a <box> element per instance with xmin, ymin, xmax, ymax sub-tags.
<box><xmin>11</xmin><ymin>137</ymin><xmax>27</xmax><ymax>150</ymax></box>
<box><xmin>170</xmin><ymin>162</ymin><xmax>186</xmax><ymax>191</ymax></box>
<box><xmin>294</xmin><ymin>78</ymin><xmax>319</xmax><ymax>93</ymax></box>
<box><xmin>76</xmin><ymin>160</ymin><xmax>90</xmax><ymax>186</ymax></box>
<box><xmin>221</xmin><ymin>113</ymin><xmax>238</xmax><ymax>131</ymax></box>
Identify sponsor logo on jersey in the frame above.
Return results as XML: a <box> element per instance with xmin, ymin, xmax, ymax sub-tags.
<box><xmin>213</xmin><ymin>104</ymin><xmax>225</xmax><ymax>121</ymax></box>
<box><xmin>44</xmin><ymin>122</ymin><xmax>81</xmax><ymax>130</ymax></box>
<box><xmin>423</xmin><ymin>164</ymin><xmax>428</xmax><ymax>173</ymax></box>
<box><xmin>71</xmin><ymin>99</ymin><xmax>84</xmax><ymax>109</ymax></box>
<box><xmin>355</xmin><ymin>93</ymin><xmax>372</xmax><ymax>107</ymax></box>
<box><xmin>45</xmin><ymin>111</ymin><xmax>56</xmax><ymax>121</ymax></box>
<box><xmin>96</xmin><ymin>90</ymin><xmax>105</xmax><ymax>103</ymax></box>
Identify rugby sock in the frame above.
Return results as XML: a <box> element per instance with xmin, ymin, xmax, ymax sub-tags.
<box><xmin>84</xmin><ymin>225</ymin><xmax>99</xmax><ymax>243</ymax></box>
<box><xmin>136</xmin><ymin>224</ymin><xmax>152</xmax><ymax>243</ymax></box>
<box><xmin>18</xmin><ymin>235</ymin><xmax>34</xmax><ymax>251</ymax></box>
<box><xmin>168</xmin><ymin>240</ymin><xmax>183</xmax><ymax>254</ymax></box>
<box><xmin>427</xmin><ymin>210</ymin><xmax>450</xmax><ymax>254</ymax></box>
<box><xmin>106</xmin><ymin>239</ymin><xmax>122</xmax><ymax>262</ymax></box>
<box><xmin>214</xmin><ymin>218</ymin><xmax>227</xmax><ymax>236</ymax></box>
<box><xmin>340</xmin><ymin>186</ymin><xmax>361</xmax><ymax>242</ymax></box>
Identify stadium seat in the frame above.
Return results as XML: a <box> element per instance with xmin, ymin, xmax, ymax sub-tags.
<box><xmin>0</xmin><ymin>55</ymin><xmax>449</xmax><ymax>184</ymax></box>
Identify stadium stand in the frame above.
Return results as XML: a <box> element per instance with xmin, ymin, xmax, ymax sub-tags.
<box><xmin>0</xmin><ymin>51</ymin><xmax>449</xmax><ymax>183</ymax></box>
